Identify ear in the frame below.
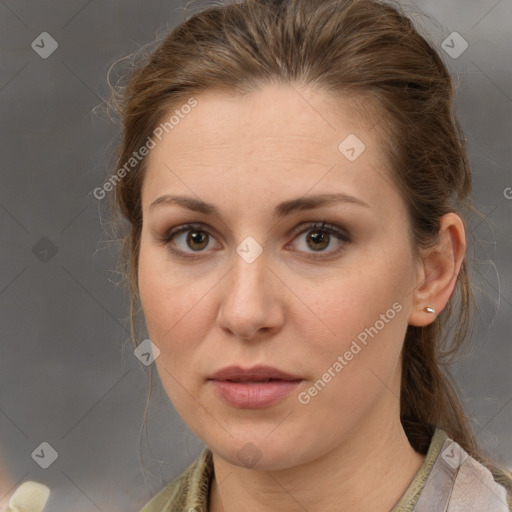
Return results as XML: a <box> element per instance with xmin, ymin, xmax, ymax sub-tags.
<box><xmin>408</xmin><ymin>212</ymin><xmax>466</xmax><ymax>327</ymax></box>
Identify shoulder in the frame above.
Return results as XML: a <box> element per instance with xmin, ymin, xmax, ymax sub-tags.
<box><xmin>406</xmin><ymin>429</ymin><xmax>512</xmax><ymax>511</ymax></box>
<box><xmin>140</xmin><ymin>447</ymin><xmax>213</xmax><ymax>512</ymax></box>
<box><xmin>392</xmin><ymin>428</ymin><xmax>512</xmax><ymax>511</ymax></box>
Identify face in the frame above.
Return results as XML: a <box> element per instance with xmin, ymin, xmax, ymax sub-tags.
<box><xmin>138</xmin><ymin>84</ymin><xmax>420</xmax><ymax>470</ymax></box>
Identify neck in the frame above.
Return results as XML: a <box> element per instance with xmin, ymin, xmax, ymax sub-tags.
<box><xmin>209</xmin><ymin>393</ymin><xmax>426</xmax><ymax>511</ymax></box>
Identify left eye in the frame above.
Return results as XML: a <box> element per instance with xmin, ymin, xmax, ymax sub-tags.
<box><xmin>287</xmin><ymin>222</ymin><xmax>350</xmax><ymax>257</ymax></box>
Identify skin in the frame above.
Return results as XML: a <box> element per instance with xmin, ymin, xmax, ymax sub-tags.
<box><xmin>138</xmin><ymin>84</ymin><xmax>465</xmax><ymax>511</ymax></box>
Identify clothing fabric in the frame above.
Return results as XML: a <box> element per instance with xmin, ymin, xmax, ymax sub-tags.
<box><xmin>141</xmin><ymin>428</ymin><xmax>512</xmax><ymax>511</ymax></box>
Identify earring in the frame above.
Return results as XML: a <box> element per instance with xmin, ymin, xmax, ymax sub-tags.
<box><xmin>424</xmin><ymin>306</ymin><xmax>435</xmax><ymax>314</ymax></box>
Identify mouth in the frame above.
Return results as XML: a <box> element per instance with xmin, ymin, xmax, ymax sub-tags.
<box><xmin>224</xmin><ymin>379</ymin><xmax>277</xmax><ymax>383</ymax></box>
<box><xmin>209</xmin><ymin>365</ymin><xmax>302</xmax><ymax>382</ymax></box>
<box><xmin>208</xmin><ymin>365</ymin><xmax>303</xmax><ymax>408</ymax></box>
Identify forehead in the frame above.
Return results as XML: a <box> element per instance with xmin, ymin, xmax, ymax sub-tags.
<box><xmin>141</xmin><ymin>84</ymin><xmax>396</xmax><ymax>211</ymax></box>
<box><xmin>151</xmin><ymin>84</ymin><xmax>379</xmax><ymax>154</ymax></box>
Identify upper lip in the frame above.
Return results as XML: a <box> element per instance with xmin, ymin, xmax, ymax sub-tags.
<box><xmin>209</xmin><ymin>365</ymin><xmax>302</xmax><ymax>381</ymax></box>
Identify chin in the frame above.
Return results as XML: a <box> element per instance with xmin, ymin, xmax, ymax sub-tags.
<box><xmin>203</xmin><ymin>427</ymin><xmax>317</xmax><ymax>471</ymax></box>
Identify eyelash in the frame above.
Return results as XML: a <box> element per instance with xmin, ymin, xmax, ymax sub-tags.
<box><xmin>159</xmin><ymin>221</ymin><xmax>351</xmax><ymax>261</ymax></box>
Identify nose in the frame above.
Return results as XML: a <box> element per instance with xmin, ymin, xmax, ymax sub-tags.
<box><xmin>216</xmin><ymin>250</ymin><xmax>285</xmax><ymax>341</ymax></box>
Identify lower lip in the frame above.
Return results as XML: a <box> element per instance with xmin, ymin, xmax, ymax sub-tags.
<box><xmin>209</xmin><ymin>379</ymin><xmax>303</xmax><ymax>409</ymax></box>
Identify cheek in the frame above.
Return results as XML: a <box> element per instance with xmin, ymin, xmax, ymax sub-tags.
<box><xmin>138</xmin><ymin>241</ymin><xmax>203</xmax><ymax>333</ymax></box>
<box><xmin>301</xmin><ymin>244</ymin><xmax>413</xmax><ymax>390</ymax></box>
<box><xmin>138</xmin><ymin>256</ymin><xmax>207</xmax><ymax>412</ymax></box>
<box><xmin>138</xmin><ymin>247</ymin><xmax>194</xmax><ymax>359</ymax></box>
<box><xmin>137</xmin><ymin>244</ymin><xmax>224</xmax><ymax>401</ymax></box>
<box><xmin>313</xmin><ymin>252</ymin><xmax>412</xmax><ymax>340</ymax></box>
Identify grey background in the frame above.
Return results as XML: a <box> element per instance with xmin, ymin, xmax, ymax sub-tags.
<box><xmin>0</xmin><ymin>1</ymin><xmax>510</xmax><ymax>511</ymax></box>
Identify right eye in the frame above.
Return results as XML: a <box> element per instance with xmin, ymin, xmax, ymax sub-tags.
<box><xmin>161</xmin><ymin>223</ymin><xmax>222</xmax><ymax>260</ymax></box>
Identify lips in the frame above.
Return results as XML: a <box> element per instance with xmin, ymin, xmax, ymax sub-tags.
<box><xmin>208</xmin><ymin>365</ymin><xmax>303</xmax><ymax>409</ymax></box>
<box><xmin>209</xmin><ymin>365</ymin><xmax>301</xmax><ymax>382</ymax></box>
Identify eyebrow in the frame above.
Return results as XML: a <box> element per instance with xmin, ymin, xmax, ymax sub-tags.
<box><xmin>149</xmin><ymin>192</ymin><xmax>370</xmax><ymax>218</ymax></box>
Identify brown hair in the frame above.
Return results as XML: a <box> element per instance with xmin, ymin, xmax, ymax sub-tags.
<box><xmin>106</xmin><ymin>0</ymin><xmax>512</xmax><ymax>492</ymax></box>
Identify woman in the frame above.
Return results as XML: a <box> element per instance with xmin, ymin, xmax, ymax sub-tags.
<box><xmin>106</xmin><ymin>0</ymin><xmax>512</xmax><ymax>510</ymax></box>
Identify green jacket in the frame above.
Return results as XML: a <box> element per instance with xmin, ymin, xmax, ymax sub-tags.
<box><xmin>141</xmin><ymin>428</ymin><xmax>512</xmax><ymax>511</ymax></box>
